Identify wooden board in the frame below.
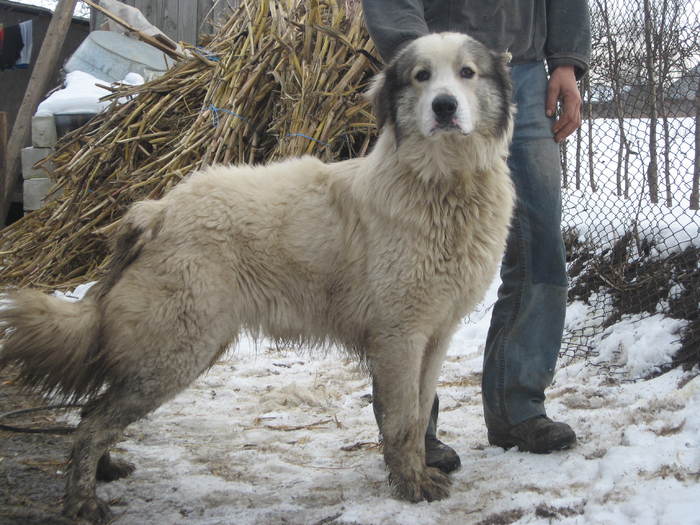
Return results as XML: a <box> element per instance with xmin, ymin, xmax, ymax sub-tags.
<box><xmin>178</xmin><ymin>0</ymin><xmax>197</xmax><ymax>45</ymax></box>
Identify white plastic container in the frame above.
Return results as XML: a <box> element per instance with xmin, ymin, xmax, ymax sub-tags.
<box><xmin>65</xmin><ymin>30</ymin><xmax>174</xmax><ymax>83</ymax></box>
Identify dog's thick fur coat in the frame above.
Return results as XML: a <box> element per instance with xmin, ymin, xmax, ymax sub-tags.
<box><xmin>0</xmin><ymin>33</ymin><xmax>515</xmax><ymax>521</ymax></box>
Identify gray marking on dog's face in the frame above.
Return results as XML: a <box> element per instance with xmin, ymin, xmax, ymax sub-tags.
<box><xmin>369</xmin><ymin>33</ymin><xmax>513</xmax><ymax>142</ymax></box>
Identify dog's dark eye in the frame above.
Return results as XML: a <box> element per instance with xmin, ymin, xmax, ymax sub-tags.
<box><xmin>460</xmin><ymin>66</ymin><xmax>475</xmax><ymax>79</ymax></box>
<box><xmin>415</xmin><ymin>70</ymin><xmax>431</xmax><ymax>82</ymax></box>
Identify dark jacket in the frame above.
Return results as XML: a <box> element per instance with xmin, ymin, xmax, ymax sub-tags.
<box><xmin>361</xmin><ymin>0</ymin><xmax>591</xmax><ymax>79</ymax></box>
<box><xmin>0</xmin><ymin>25</ymin><xmax>23</xmax><ymax>71</ymax></box>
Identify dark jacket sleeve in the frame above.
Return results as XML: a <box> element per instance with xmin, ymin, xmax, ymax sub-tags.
<box><xmin>361</xmin><ymin>0</ymin><xmax>429</xmax><ymax>62</ymax></box>
<box><xmin>545</xmin><ymin>0</ymin><xmax>592</xmax><ymax>79</ymax></box>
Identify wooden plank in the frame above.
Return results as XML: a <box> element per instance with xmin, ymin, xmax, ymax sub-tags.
<box><xmin>197</xmin><ymin>0</ymin><xmax>214</xmax><ymax>37</ymax></box>
<box><xmin>161</xmin><ymin>0</ymin><xmax>179</xmax><ymax>43</ymax></box>
<box><xmin>1</xmin><ymin>0</ymin><xmax>79</xmax><ymax>225</ymax></box>
<box><xmin>152</xmin><ymin>0</ymin><xmax>163</xmax><ymax>33</ymax></box>
<box><xmin>178</xmin><ymin>0</ymin><xmax>197</xmax><ymax>44</ymax></box>
<box><xmin>140</xmin><ymin>0</ymin><xmax>162</xmax><ymax>31</ymax></box>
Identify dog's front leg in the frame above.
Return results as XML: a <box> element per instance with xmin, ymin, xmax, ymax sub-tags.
<box><xmin>418</xmin><ymin>332</ymin><xmax>452</xmax><ymax>446</ymax></box>
<box><xmin>370</xmin><ymin>333</ymin><xmax>451</xmax><ymax>502</ymax></box>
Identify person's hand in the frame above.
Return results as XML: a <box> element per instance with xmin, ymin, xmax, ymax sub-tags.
<box><xmin>545</xmin><ymin>65</ymin><xmax>582</xmax><ymax>143</ymax></box>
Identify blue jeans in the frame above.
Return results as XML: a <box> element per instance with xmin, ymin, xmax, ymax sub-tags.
<box><xmin>427</xmin><ymin>61</ymin><xmax>567</xmax><ymax>437</ymax></box>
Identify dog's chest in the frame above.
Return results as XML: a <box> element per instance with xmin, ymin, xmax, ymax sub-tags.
<box><xmin>411</xmin><ymin>195</ymin><xmax>503</xmax><ymax>299</ymax></box>
<box><xmin>381</xmin><ymin>208</ymin><xmax>486</xmax><ymax>288</ymax></box>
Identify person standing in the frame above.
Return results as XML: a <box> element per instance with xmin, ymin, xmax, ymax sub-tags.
<box><xmin>362</xmin><ymin>0</ymin><xmax>591</xmax><ymax>473</ymax></box>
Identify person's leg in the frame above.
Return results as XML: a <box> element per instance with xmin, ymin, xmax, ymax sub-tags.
<box><xmin>424</xmin><ymin>395</ymin><xmax>461</xmax><ymax>472</ymax></box>
<box><xmin>481</xmin><ymin>61</ymin><xmax>574</xmax><ymax>451</ymax></box>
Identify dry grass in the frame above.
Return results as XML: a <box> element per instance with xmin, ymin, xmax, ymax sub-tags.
<box><xmin>0</xmin><ymin>0</ymin><xmax>379</xmax><ymax>290</ymax></box>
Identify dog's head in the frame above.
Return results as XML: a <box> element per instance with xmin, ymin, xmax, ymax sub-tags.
<box><xmin>368</xmin><ymin>33</ymin><xmax>512</xmax><ymax>143</ymax></box>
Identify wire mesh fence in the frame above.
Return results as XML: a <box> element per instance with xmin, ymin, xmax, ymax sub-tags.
<box><xmin>560</xmin><ymin>0</ymin><xmax>700</xmax><ymax>375</ymax></box>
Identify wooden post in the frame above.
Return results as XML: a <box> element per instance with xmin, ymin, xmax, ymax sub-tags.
<box><xmin>1</xmin><ymin>0</ymin><xmax>79</xmax><ymax>227</ymax></box>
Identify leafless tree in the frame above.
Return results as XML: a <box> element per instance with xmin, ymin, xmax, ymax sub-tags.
<box><xmin>692</xmin><ymin>76</ymin><xmax>700</xmax><ymax>210</ymax></box>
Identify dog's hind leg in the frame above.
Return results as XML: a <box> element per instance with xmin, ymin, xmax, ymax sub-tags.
<box><xmin>369</xmin><ymin>332</ymin><xmax>450</xmax><ymax>502</ymax></box>
<box><xmin>63</xmin><ymin>340</ymin><xmax>229</xmax><ymax>523</ymax></box>
<box><xmin>62</xmin><ymin>379</ymin><xmax>179</xmax><ymax>523</ymax></box>
<box><xmin>63</xmin><ymin>389</ymin><xmax>142</xmax><ymax>522</ymax></box>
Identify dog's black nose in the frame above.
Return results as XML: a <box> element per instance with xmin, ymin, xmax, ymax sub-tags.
<box><xmin>432</xmin><ymin>95</ymin><xmax>458</xmax><ymax>123</ymax></box>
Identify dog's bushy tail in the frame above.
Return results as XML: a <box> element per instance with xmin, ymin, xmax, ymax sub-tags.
<box><xmin>0</xmin><ymin>200</ymin><xmax>165</xmax><ymax>401</ymax></box>
<box><xmin>0</xmin><ymin>290</ymin><xmax>105</xmax><ymax>401</ymax></box>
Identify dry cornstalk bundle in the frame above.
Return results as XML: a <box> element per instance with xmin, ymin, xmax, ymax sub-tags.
<box><xmin>0</xmin><ymin>0</ymin><xmax>379</xmax><ymax>290</ymax></box>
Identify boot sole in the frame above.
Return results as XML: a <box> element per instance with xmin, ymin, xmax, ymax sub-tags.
<box><xmin>488</xmin><ymin>433</ymin><xmax>576</xmax><ymax>454</ymax></box>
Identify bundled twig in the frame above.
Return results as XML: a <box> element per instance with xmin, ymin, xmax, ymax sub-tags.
<box><xmin>0</xmin><ymin>0</ymin><xmax>379</xmax><ymax>290</ymax></box>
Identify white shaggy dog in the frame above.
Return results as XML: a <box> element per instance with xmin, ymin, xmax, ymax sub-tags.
<box><xmin>0</xmin><ymin>33</ymin><xmax>515</xmax><ymax>522</ymax></box>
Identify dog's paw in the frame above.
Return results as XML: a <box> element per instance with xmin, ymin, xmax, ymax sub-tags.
<box><xmin>96</xmin><ymin>454</ymin><xmax>136</xmax><ymax>482</ymax></box>
<box><xmin>421</xmin><ymin>466</ymin><xmax>451</xmax><ymax>501</ymax></box>
<box><xmin>390</xmin><ymin>465</ymin><xmax>451</xmax><ymax>502</ymax></box>
<box><xmin>63</xmin><ymin>495</ymin><xmax>113</xmax><ymax>524</ymax></box>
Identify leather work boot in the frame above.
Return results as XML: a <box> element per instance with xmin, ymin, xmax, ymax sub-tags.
<box><xmin>488</xmin><ymin>415</ymin><xmax>576</xmax><ymax>453</ymax></box>
<box><xmin>426</xmin><ymin>436</ymin><xmax>461</xmax><ymax>473</ymax></box>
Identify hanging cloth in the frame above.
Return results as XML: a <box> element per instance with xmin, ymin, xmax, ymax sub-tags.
<box><xmin>16</xmin><ymin>20</ymin><xmax>33</xmax><ymax>68</ymax></box>
<box><xmin>0</xmin><ymin>24</ymin><xmax>22</xmax><ymax>70</ymax></box>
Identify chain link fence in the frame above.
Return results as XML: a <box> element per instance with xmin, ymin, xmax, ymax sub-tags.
<box><xmin>560</xmin><ymin>0</ymin><xmax>700</xmax><ymax>375</ymax></box>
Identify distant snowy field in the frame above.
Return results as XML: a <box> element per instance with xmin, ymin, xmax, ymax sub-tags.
<box><xmin>50</xmin><ymin>276</ymin><xmax>699</xmax><ymax>525</ymax></box>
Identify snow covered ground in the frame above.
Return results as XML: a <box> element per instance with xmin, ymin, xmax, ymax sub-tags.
<box><xmin>51</xmin><ymin>279</ymin><xmax>700</xmax><ymax>525</ymax></box>
<box><xmin>562</xmin><ymin>117</ymin><xmax>698</xmax><ymax>254</ymax></box>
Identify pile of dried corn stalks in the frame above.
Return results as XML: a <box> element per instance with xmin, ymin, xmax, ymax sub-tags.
<box><xmin>1</xmin><ymin>0</ymin><xmax>379</xmax><ymax>289</ymax></box>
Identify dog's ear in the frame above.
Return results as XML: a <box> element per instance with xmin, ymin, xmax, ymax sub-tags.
<box><xmin>490</xmin><ymin>50</ymin><xmax>512</xmax><ymax>78</ymax></box>
<box><xmin>488</xmin><ymin>49</ymin><xmax>515</xmax><ymax>138</ymax></box>
<box><xmin>365</xmin><ymin>70</ymin><xmax>391</xmax><ymax>130</ymax></box>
